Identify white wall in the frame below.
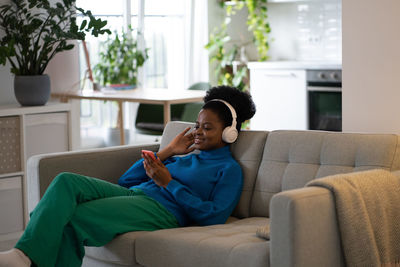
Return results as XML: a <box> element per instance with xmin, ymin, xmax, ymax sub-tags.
<box><xmin>44</xmin><ymin>41</ymin><xmax>80</xmax><ymax>93</ymax></box>
<box><xmin>0</xmin><ymin>0</ymin><xmax>14</xmax><ymax>104</ymax></box>
<box><xmin>0</xmin><ymin>62</ymin><xmax>14</xmax><ymax>104</ymax></box>
<box><xmin>342</xmin><ymin>0</ymin><xmax>400</xmax><ymax>133</ymax></box>
<box><xmin>267</xmin><ymin>3</ymin><xmax>299</xmax><ymax>61</ymax></box>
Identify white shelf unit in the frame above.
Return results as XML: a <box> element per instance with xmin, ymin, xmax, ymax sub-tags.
<box><xmin>0</xmin><ymin>102</ymin><xmax>71</xmax><ymax>241</ymax></box>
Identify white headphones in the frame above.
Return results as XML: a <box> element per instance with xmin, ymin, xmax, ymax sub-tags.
<box><xmin>210</xmin><ymin>99</ymin><xmax>238</xmax><ymax>143</ymax></box>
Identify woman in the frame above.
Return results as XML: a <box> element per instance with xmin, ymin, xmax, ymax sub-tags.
<box><xmin>0</xmin><ymin>86</ymin><xmax>256</xmax><ymax>267</ymax></box>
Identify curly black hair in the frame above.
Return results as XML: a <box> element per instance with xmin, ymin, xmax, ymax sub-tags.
<box><xmin>202</xmin><ymin>86</ymin><xmax>256</xmax><ymax>132</ymax></box>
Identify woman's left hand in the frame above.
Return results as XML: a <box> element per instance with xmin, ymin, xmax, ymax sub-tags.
<box><xmin>142</xmin><ymin>153</ymin><xmax>172</xmax><ymax>188</ymax></box>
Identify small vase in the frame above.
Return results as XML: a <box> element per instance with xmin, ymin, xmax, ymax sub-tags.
<box><xmin>14</xmin><ymin>74</ymin><xmax>51</xmax><ymax>106</ymax></box>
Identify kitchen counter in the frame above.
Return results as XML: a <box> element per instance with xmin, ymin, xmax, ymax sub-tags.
<box><xmin>247</xmin><ymin>61</ymin><xmax>342</xmax><ymax>70</ymax></box>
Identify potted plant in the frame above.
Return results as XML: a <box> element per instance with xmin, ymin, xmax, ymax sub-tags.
<box><xmin>0</xmin><ymin>0</ymin><xmax>111</xmax><ymax>106</ymax></box>
<box><xmin>92</xmin><ymin>28</ymin><xmax>149</xmax><ymax>146</ymax></box>
<box><xmin>93</xmin><ymin>28</ymin><xmax>149</xmax><ymax>89</ymax></box>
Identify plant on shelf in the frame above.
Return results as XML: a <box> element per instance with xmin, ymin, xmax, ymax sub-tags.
<box><xmin>205</xmin><ymin>0</ymin><xmax>271</xmax><ymax>91</ymax></box>
<box><xmin>93</xmin><ymin>28</ymin><xmax>149</xmax><ymax>89</ymax></box>
<box><xmin>0</xmin><ymin>0</ymin><xmax>110</xmax><ymax>106</ymax></box>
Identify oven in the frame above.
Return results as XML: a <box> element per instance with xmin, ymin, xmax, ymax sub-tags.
<box><xmin>307</xmin><ymin>69</ymin><xmax>342</xmax><ymax>131</ymax></box>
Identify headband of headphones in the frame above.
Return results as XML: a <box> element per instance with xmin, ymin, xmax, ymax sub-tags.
<box><xmin>209</xmin><ymin>99</ymin><xmax>237</xmax><ymax>129</ymax></box>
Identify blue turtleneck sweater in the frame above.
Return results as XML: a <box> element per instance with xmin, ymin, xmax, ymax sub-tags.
<box><xmin>118</xmin><ymin>146</ymin><xmax>243</xmax><ymax>227</ymax></box>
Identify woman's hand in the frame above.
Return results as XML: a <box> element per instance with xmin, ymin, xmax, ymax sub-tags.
<box><xmin>156</xmin><ymin>127</ymin><xmax>195</xmax><ymax>161</ymax></box>
<box><xmin>168</xmin><ymin>127</ymin><xmax>196</xmax><ymax>155</ymax></box>
<box><xmin>142</xmin><ymin>152</ymin><xmax>172</xmax><ymax>188</ymax></box>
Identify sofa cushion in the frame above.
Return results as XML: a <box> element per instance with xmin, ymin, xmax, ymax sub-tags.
<box><xmin>135</xmin><ymin>217</ymin><xmax>270</xmax><ymax>267</ymax></box>
<box><xmin>250</xmin><ymin>130</ymin><xmax>400</xmax><ymax>217</ymax></box>
<box><xmin>230</xmin><ymin>130</ymin><xmax>268</xmax><ymax>218</ymax></box>
<box><xmin>84</xmin><ymin>231</ymin><xmax>148</xmax><ymax>266</ymax></box>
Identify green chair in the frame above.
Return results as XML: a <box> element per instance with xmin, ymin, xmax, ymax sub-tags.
<box><xmin>180</xmin><ymin>102</ymin><xmax>204</xmax><ymax>122</ymax></box>
<box><xmin>134</xmin><ymin>103</ymin><xmax>185</xmax><ymax>135</ymax></box>
<box><xmin>134</xmin><ymin>82</ymin><xmax>211</xmax><ymax>135</ymax></box>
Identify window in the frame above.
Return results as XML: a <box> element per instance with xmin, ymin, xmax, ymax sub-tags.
<box><xmin>77</xmin><ymin>0</ymin><xmax>187</xmax><ymax>89</ymax></box>
<box><xmin>75</xmin><ymin>0</ymin><xmax>208</xmax><ymax>148</ymax></box>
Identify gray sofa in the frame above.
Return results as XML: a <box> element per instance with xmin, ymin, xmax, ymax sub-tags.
<box><xmin>27</xmin><ymin>121</ymin><xmax>400</xmax><ymax>267</ymax></box>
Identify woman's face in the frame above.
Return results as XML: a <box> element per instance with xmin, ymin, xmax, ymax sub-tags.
<box><xmin>193</xmin><ymin>108</ymin><xmax>226</xmax><ymax>151</ymax></box>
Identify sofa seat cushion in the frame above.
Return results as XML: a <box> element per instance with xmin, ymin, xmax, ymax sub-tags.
<box><xmin>135</xmin><ymin>217</ymin><xmax>270</xmax><ymax>267</ymax></box>
<box><xmin>84</xmin><ymin>231</ymin><xmax>148</xmax><ymax>266</ymax></box>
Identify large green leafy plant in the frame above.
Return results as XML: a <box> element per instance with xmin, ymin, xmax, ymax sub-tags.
<box><xmin>205</xmin><ymin>0</ymin><xmax>271</xmax><ymax>91</ymax></box>
<box><xmin>93</xmin><ymin>29</ymin><xmax>149</xmax><ymax>87</ymax></box>
<box><xmin>0</xmin><ymin>0</ymin><xmax>111</xmax><ymax>75</ymax></box>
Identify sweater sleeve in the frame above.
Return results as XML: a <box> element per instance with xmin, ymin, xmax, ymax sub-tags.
<box><xmin>118</xmin><ymin>155</ymin><xmax>177</xmax><ymax>188</ymax></box>
<box><xmin>118</xmin><ymin>159</ymin><xmax>149</xmax><ymax>188</ymax></box>
<box><xmin>165</xmin><ymin>163</ymin><xmax>243</xmax><ymax>226</ymax></box>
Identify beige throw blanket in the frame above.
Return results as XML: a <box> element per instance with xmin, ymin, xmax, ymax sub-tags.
<box><xmin>307</xmin><ymin>169</ymin><xmax>400</xmax><ymax>267</ymax></box>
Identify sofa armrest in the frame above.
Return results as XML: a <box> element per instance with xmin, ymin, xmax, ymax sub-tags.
<box><xmin>27</xmin><ymin>143</ymin><xmax>160</xmax><ymax>213</ymax></box>
<box><xmin>269</xmin><ymin>187</ymin><xmax>344</xmax><ymax>267</ymax></box>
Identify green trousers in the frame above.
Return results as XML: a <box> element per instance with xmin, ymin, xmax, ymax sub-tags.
<box><xmin>15</xmin><ymin>172</ymin><xmax>179</xmax><ymax>267</ymax></box>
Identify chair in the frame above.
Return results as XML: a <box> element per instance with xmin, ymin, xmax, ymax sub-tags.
<box><xmin>134</xmin><ymin>103</ymin><xmax>184</xmax><ymax>135</ymax></box>
<box><xmin>134</xmin><ymin>82</ymin><xmax>210</xmax><ymax>135</ymax></box>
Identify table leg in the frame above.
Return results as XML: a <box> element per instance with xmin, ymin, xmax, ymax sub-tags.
<box><xmin>163</xmin><ymin>102</ymin><xmax>171</xmax><ymax>127</ymax></box>
<box><xmin>117</xmin><ymin>101</ymin><xmax>125</xmax><ymax>145</ymax></box>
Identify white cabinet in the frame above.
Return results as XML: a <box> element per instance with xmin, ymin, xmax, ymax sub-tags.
<box><xmin>0</xmin><ymin>177</ymin><xmax>24</xmax><ymax>235</ymax></box>
<box><xmin>0</xmin><ymin>102</ymin><xmax>71</xmax><ymax>241</ymax></box>
<box><xmin>25</xmin><ymin>112</ymin><xmax>69</xmax><ymax>160</ymax></box>
<box><xmin>249</xmin><ymin>68</ymin><xmax>307</xmax><ymax>131</ymax></box>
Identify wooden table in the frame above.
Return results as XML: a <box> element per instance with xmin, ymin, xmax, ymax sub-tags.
<box><xmin>52</xmin><ymin>88</ymin><xmax>205</xmax><ymax>145</ymax></box>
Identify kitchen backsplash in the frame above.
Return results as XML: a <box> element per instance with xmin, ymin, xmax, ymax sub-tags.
<box><xmin>267</xmin><ymin>0</ymin><xmax>342</xmax><ymax>61</ymax></box>
<box><xmin>297</xmin><ymin>1</ymin><xmax>342</xmax><ymax>60</ymax></box>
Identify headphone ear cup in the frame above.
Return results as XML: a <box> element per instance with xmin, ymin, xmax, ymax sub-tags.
<box><xmin>222</xmin><ymin>127</ymin><xmax>238</xmax><ymax>143</ymax></box>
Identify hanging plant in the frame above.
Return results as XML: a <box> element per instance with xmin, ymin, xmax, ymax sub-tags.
<box><xmin>206</xmin><ymin>0</ymin><xmax>270</xmax><ymax>91</ymax></box>
<box><xmin>245</xmin><ymin>0</ymin><xmax>271</xmax><ymax>61</ymax></box>
<box><xmin>205</xmin><ymin>19</ymin><xmax>248</xmax><ymax>91</ymax></box>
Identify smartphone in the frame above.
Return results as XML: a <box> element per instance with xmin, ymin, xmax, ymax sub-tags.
<box><xmin>142</xmin><ymin>150</ymin><xmax>156</xmax><ymax>160</ymax></box>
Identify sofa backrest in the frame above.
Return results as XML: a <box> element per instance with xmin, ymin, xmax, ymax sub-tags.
<box><xmin>249</xmin><ymin>130</ymin><xmax>400</xmax><ymax>218</ymax></box>
<box><xmin>161</xmin><ymin>123</ymin><xmax>400</xmax><ymax>219</ymax></box>
<box><xmin>160</xmin><ymin>121</ymin><xmax>196</xmax><ymax>150</ymax></box>
<box><xmin>160</xmin><ymin>121</ymin><xmax>268</xmax><ymax>218</ymax></box>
